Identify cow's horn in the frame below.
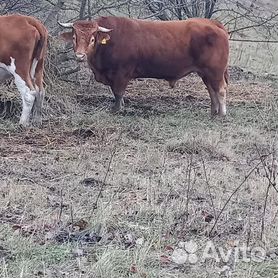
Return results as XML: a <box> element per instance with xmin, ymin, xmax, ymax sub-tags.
<box><xmin>58</xmin><ymin>21</ymin><xmax>74</xmax><ymax>28</ymax></box>
<box><xmin>98</xmin><ymin>26</ymin><xmax>112</xmax><ymax>32</ymax></box>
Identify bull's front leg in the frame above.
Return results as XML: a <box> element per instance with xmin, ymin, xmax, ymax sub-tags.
<box><xmin>112</xmin><ymin>93</ymin><xmax>125</xmax><ymax>112</ymax></box>
<box><xmin>110</xmin><ymin>77</ymin><xmax>128</xmax><ymax>112</ymax></box>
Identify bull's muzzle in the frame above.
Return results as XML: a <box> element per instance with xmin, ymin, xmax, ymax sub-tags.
<box><xmin>75</xmin><ymin>53</ymin><xmax>86</xmax><ymax>62</ymax></box>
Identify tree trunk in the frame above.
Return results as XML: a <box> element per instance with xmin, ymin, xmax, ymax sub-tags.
<box><xmin>44</xmin><ymin>0</ymin><xmax>65</xmax><ymax>34</ymax></box>
<box><xmin>79</xmin><ymin>0</ymin><xmax>87</xmax><ymax>20</ymax></box>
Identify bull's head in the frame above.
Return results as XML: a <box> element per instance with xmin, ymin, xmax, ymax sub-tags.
<box><xmin>59</xmin><ymin>21</ymin><xmax>112</xmax><ymax>62</ymax></box>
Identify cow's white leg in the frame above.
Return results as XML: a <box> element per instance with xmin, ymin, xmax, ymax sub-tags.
<box><xmin>19</xmin><ymin>88</ymin><xmax>36</xmax><ymax>126</ymax></box>
<box><xmin>3</xmin><ymin>58</ymin><xmax>36</xmax><ymax>126</ymax></box>
<box><xmin>32</xmin><ymin>89</ymin><xmax>45</xmax><ymax>125</ymax></box>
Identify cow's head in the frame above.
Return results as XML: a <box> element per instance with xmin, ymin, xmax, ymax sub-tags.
<box><xmin>59</xmin><ymin>21</ymin><xmax>112</xmax><ymax>62</ymax></box>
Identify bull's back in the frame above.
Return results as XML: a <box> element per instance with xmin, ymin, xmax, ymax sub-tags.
<box><xmin>95</xmin><ymin>17</ymin><xmax>229</xmax><ymax>79</ymax></box>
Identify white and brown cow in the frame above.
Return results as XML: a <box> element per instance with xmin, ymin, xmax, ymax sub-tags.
<box><xmin>0</xmin><ymin>14</ymin><xmax>48</xmax><ymax>126</ymax></box>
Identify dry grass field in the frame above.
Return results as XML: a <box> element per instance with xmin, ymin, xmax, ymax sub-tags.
<box><xmin>1</xmin><ymin>64</ymin><xmax>278</xmax><ymax>277</ymax></box>
<box><xmin>230</xmin><ymin>41</ymin><xmax>278</xmax><ymax>75</ymax></box>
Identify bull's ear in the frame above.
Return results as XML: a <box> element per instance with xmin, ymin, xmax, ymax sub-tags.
<box><xmin>97</xmin><ymin>33</ymin><xmax>111</xmax><ymax>45</ymax></box>
<box><xmin>59</xmin><ymin>32</ymin><xmax>73</xmax><ymax>42</ymax></box>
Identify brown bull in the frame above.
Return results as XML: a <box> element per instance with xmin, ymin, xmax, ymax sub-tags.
<box><xmin>59</xmin><ymin>16</ymin><xmax>229</xmax><ymax>116</ymax></box>
<box><xmin>0</xmin><ymin>14</ymin><xmax>48</xmax><ymax>126</ymax></box>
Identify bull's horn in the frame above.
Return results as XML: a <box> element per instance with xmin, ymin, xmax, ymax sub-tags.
<box><xmin>98</xmin><ymin>26</ymin><xmax>112</xmax><ymax>32</ymax></box>
<box><xmin>58</xmin><ymin>21</ymin><xmax>74</xmax><ymax>28</ymax></box>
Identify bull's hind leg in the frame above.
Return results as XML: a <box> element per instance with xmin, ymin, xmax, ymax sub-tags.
<box><xmin>211</xmin><ymin>78</ymin><xmax>227</xmax><ymax>116</ymax></box>
<box><xmin>201</xmin><ymin>76</ymin><xmax>219</xmax><ymax>116</ymax></box>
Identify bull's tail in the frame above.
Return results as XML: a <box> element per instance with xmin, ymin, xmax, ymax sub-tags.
<box><xmin>210</xmin><ymin>20</ymin><xmax>229</xmax><ymax>86</ymax></box>
<box><xmin>211</xmin><ymin>19</ymin><xmax>229</xmax><ymax>35</ymax></box>
<box><xmin>224</xmin><ymin>68</ymin><xmax>229</xmax><ymax>85</ymax></box>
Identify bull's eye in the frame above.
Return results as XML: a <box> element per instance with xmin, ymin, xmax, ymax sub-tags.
<box><xmin>73</xmin><ymin>34</ymin><xmax>77</xmax><ymax>44</ymax></box>
<box><xmin>89</xmin><ymin>36</ymin><xmax>95</xmax><ymax>45</ymax></box>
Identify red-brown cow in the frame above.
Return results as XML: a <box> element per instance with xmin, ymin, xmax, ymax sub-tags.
<box><xmin>0</xmin><ymin>14</ymin><xmax>48</xmax><ymax>126</ymax></box>
<box><xmin>59</xmin><ymin>16</ymin><xmax>229</xmax><ymax>116</ymax></box>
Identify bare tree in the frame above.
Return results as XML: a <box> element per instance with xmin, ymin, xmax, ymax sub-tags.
<box><xmin>79</xmin><ymin>0</ymin><xmax>87</xmax><ymax>19</ymax></box>
<box><xmin>0</xmin><ymin>0</ymin><xmax>50</xmax><ymax>16</ymax></box>
<box><xmin>145</xmin><ymin>0</ymin><xmax>217</xmax><ymax>20</ymax></box>
<box><xmin>143</xmin><ymin>0</ymin><xmax>278</xmax><ymax>39</ymax></box>
<box><xmin>44</xmin><ymin>0</ymin><xmax>65</xmax><ymax>34</ymax></box>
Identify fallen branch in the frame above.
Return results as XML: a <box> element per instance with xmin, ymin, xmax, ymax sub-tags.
<box><xmin>92</xmin><ymin>131</ymin><xmax>123</xmax><ymax>210</ymax></box>
<box><xmin>201</xmin><ymin>157</ymin><xmax>216</xmax><ymax>218</ymax></box>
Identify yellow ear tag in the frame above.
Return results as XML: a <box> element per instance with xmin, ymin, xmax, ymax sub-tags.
<box><xmin>101</xmin><ymin>38</ymin><xmax>107</xmax><ymax>45</ymax></box>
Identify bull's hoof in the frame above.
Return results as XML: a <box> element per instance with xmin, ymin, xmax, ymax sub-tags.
<box><xmin>110</xmin><ymin>98</ymin><xmax>124</xmax><ymax>113</ymax></box>
<box><xmin>168</xmin><ymin>80</ymin><xmax>176</xmax><ymax>88</ymax></box>
<box><xmin>32</xmin><ymin>115</ymin><xmax>43</xmax><ymax>127</ymax></box>
<box><xmin>218</xmin><ymin>109</ymin><xmax>227</xmax><ymax>117</ymax></box>
<box><xmin>210</xmin><ymin>112</ymin><xmax>226</xmax><ymax>119</ymax></box>
<box><xmin>110</xmin><ymin>105</ymin><xmax>121</xmax><ymax>113</ymax></box>
<box><xmin>32</xmin><ymin>121</ymin><xmax>43</xmax><ymax>128</ymax></box>
<box><xmin>19</xmin><ymin>119</ymin><xmax>30</xmax><ymax>127</ymax></box>
<box><xmin>15</xmin><ymin>124</ymin><xmax>25</xmax><ymax>132</ymax></box>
